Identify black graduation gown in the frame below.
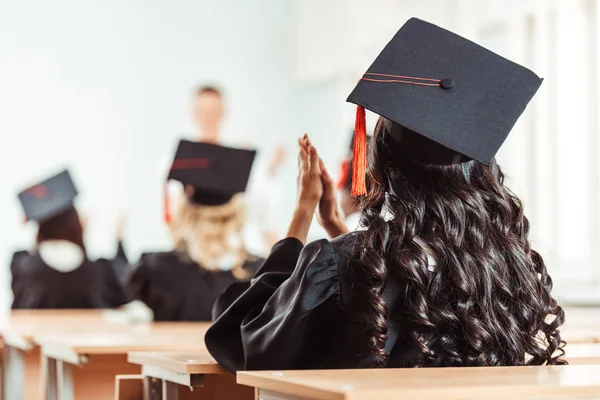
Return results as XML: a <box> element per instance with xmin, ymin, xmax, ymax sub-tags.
<box><xmin>126</xmin><ymin>251</ymin><xmax>264</xmax><ymax>322</ymax></box>
<box><xmin>205</xmin><ymin>233</ymin><xmax>435</xmax><ymax>372</ymax></box>
<box><xmin>112</xmin><ymin>241</ymin><xmax>130</xmax><ymax>284</ymax></box>
<box><xmin>11</xmin><ymin>250</ymin><xmax>128</xmax><ymax>309</ymax></box>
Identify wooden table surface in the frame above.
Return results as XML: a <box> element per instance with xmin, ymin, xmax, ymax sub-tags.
<box><xmin>0</xmin><ymin>310</ymin><xmax>210</xmax><ymax>400</ymax></box>
<box><xmin>0</xmin><ymin>310</ymin><xmax>108</xmax><ymax>349</ymax></box>
<box><xmin>560</xmin><ymin>307</ymin><xmax>600</xmax><ymax>344</ymax></box>
<box><xmin>36</xmin><ymin>323</ymin><xmax>209</xmax><ymax>363</ymax></box>
<box><xmin>128</xmin><ymin>350</ymin><xmax>226</xmax><ymax>374</ymax></box>
<box><xmin>238</xmin><ymin>365</ymin><xmax>600</xmax><ymax>400</ymax></box>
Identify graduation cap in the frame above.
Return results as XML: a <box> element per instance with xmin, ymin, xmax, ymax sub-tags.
<box><xmin>165</xmin><ymin>140</ymin><xmax>256</xmax><ymax>222</ymax></box>
<box><xmin>347</xmin><ymin>18</ymin><xmax>543</xmax><ymax>196</ymax></box>
<box><xmin>18</xmin><ymin>169</ymin><xmax>78</xmax><ymax>223</ymax></box>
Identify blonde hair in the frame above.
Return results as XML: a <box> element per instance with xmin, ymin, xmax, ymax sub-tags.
<box><xmin>169</xmin><ymin>192</ymin><xmax>251</xmax><ymax>279</ymax></box>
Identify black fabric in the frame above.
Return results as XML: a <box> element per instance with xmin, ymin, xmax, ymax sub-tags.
<box><xmin>126</xmin><ymin>251</ymin><xmax>263</xmax><ymax>322</ymax></box>
<box><xmin>168</xmin><ymin>140</ymin><xmax>256</xmax><ymax>206</ymax></box>
<box><xmin>190</xmin><ymin>188</ymin><xmax>234</xmax><ymax>207</ymax></box>
<box><xmin>18</xmin><ymin>169</ymin><xmax>78</xmax><ymax>223</ymax></box>
<box><xmin>112</xmin><ymin>241</ymin><xmax>130</xmax><ymax>284</ymax></box>
<box><xmin>347</xmin><ymin>18</ymin><xmax>542</xmax><ymax>165</ymax></box>
<box><xmin>205</xmin><ymin>233</ymin><xmax>434</xmax><ymax>372</ymax></box>
<box><xmin>11</xmin><ymin>250</ymin><xmax>127</xmax><ymax>309</ymax></box>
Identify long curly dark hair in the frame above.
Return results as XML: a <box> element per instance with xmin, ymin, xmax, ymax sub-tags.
<box><xmin>353</xmin><ymin>117</ymin><xmax>566</xmax><ymax>367</ymax></box>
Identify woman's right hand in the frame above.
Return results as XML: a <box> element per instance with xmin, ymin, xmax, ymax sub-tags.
<box><xmin>299</xmin><ymin>135</ymin><xmax>349</xmax><ymax>239</ymax></box>
<box><xmin>295</xmin><ymin>134</ymin><xmax>323</xmax><ymax>212</ymax></box>
<box><xmin>286</xmin><ymin>134</ymin><xmax>323</xmax><ymax>244</ymax></box>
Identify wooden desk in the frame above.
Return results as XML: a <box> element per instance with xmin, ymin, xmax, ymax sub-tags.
<box><xmin>238</xmin><ymin>365</ymin><xmax>600</xmax><ymax>400</ymax></box>
<box><xmin>562</xmin><ymin>307</ymin><xmax>600</xmax><ymax>344</ymax></box>
<box><xmin>37</xmin><ymin>324</ymin><xmax>209</xmax><ymax>400</ymax></box>
<box><xmin>568</xmin><ymin>343</ymin><xmax>600</xmax><ymax>365</ymax></box>
<box><xmin>127</xmin><ymin>351</ymin><xmax>254</xmax><ymax>400</ymax></box>
<box><xmin>0</xmin><ymin>310</ymin><xmax>108</xmax><ymax>400</ymax></box>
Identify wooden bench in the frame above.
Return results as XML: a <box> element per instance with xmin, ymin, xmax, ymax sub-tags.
<box><xmin>36</xmin><ymin>323</ymin><xmax>209</xmax><ymax>400</ymax></box>
<box><xmin>238</xmin><ymin>365</ymin><xmax>600</xmax><ymax>400</ymax></box>
<box><xmin>126</xmin><ymin>350</ymin><xmax>254</xmax><ymax>400</ymax></box>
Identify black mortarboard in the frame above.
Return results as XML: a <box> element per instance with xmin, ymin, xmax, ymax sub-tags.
<box><xmin>18</xmin><ymin>169</ymin><xmax>78</xmax><ymax>223</ymax></box>
<box><xmin>346</xmin><ymin>17</ymin><xmax>542</xmax><ymax>195</ymax></box>
<box><xmin>167</xmin><ymin>140</ymin><xmax>256</xmax><ymax>207</ymax></box>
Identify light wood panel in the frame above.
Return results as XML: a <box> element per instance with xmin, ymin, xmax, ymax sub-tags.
<box><xmin>128</xmin><ymin>351</ymin><xmax>226</xmax><ymax>374</ymax></box>
<box><xmin>238</xmin><ymin>365</ymin><xmax>600</xmax><ymax>400</ymax></box>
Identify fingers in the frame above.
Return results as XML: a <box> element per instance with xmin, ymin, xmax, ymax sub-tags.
<box><xmin>319</xmin><ymin>157</ymin><xmax>336</xmax><ymax>198</ymax></box>
<box><xmin>308</xmin><ymin>144</ymin><xmax>321</xmax><ymax>176</ymax></box>
<box><xmin>298</xmin><ymin>136</ymin><xmax>308</xmax><ymax>171</ymax></box>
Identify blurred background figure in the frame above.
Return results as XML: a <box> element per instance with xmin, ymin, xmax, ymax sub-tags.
<box><xmin>188</xmin><ymin>85</ymin><xmax>286</xmax><ymax>254</ymax></box>
<box><xmin>162</xmin><ymin>85</ymin><xmax>286</xmax><ymax>259</ymax></box>
<box><xmin>127</xmin><ymin>140</ymin><xmax>263</xmax><ymax>321</ymax></box>
<box><xmin>1</xmin><ymin>0</ymin><xmax>599</xmax><ymax>312</ymax></box>
<box><xmin>11</xmin><ymin>170</ymin><xmax>127</xmax><ymax>309</ymax></box>
<box><xmin>192</xmin><ymin>86</ymin><xmax>225</xmax><ymax>144</ymax></box>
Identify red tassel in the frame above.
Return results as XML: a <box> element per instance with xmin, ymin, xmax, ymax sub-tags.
<box><xmin>164</xmin><ymin>185</ymin><xmax>172</xmax><ymax>225</ymax></box>
<box><xmin>352</xmin><ymin>105</ymin><xmax>367</xmax><ymax>196</ymax></box>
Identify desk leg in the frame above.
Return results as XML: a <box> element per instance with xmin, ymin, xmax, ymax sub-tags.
<box><xmin>42</xmin><ymin>356</ymin><xmax>58</xmax><ymax>400</ymax></box>
<box><xmin>56</xmin><ymin>361</ymin><xmax>73</xmax><ymax>400</ymax></box>
<box><xmin>162</xmin><ymin>381</ymin><xmax>179</xmax><ymax>400</ymax></box>
<box><xmin>144</xmin><ymin>377</ymin><xmax>162</xmax><ymax>400</ymax></box>
<box><xmin>2</xmin><ymin>347</ymin><xmax>24</xmax><ymax>400</ymax></box>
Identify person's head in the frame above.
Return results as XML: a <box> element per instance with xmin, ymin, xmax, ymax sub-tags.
<box><xmin>168</xmin><ymin>192</ymin><xmax>249</xmax><ymax>278</ymax></box>
<box><xmin>350</xmin><ymin>118</ymin><xmax>565</xmax><ymax>367</ymax></box>
<box><xmin>192</xmin><ymin>86</ymin><xmax>224</xmax><ymax>141</ymax></box>
<box><xmin>36</xmin><ymin>207</ymin><xmax>86</xmax><ymax>251</ymax></box>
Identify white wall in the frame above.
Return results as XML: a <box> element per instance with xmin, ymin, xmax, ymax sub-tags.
<box><xmin>0</xmin><ymin>0</ymin><xmax>296</xmax><ymax>312</ymax></box>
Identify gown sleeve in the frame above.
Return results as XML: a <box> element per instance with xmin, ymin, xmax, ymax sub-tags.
<box><xmin>205</xmin><ymin>237</ymin><xmax>345</xmax><ymax>372</ymax></box>
<box><xmin>10</xmin><ymin>251</ymin><xmax>30</xmax><ymax>309</ymax></box>
<box><xmin>98</xmin><ymin>259</ymin><xmax>128</xmax><ymax>308</ymax></box>
<box><xmin>125</xmin><ymin>254</ymin><xmax>177</xmax><ymax>321</ymax></box>
<box><xmin>111</xmin><ymin>241</ymin><xmax>130</xmax><ymax>284</ymax></box>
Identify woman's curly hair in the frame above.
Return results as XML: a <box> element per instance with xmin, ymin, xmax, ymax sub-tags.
<box><xmin>353</xmin><ymin>117</ymin><xmax>566</xmax><ymax>367</ymax></box>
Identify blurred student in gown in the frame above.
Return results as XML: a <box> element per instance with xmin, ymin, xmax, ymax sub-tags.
<box><xmin>165</xmin><ymin>86</ymin><xmax>285</xmax><ymax>255</ymax></box>
<box><xmin>127</xmin><ymin>140</ymin><xmax>264</xmax><ymax>321</ymax></box>
<box><xmin>11</xmin><ymin>170</ymin><xmax>127</xmax><ymax>309</ymax></box>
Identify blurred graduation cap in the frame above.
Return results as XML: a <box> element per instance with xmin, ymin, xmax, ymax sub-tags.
<box><xmin>346</xmin><ymin>17</ymin><xmax>542</xmax><ymax>196</ymax></box>
<box><xmin>165</xmin><ymin>140</ymin><xmax>256</xmax><ymax>220</ymax></box>
<box><xmin>18</xmin><ymin>169</ymin><xmax>78</xmax><ymax>223</ymax></box>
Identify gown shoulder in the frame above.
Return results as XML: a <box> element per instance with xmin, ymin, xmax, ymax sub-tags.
<box><xmin>205</xmin><ymin>237</ymin><xmax>350</xmax><ymax>371</ymax></box>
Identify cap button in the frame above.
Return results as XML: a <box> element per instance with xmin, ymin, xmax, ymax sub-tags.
<box><xmin>440</xmin><ymin>79</ymin><xmax>455</xmax><ymax>89</ymax></box>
